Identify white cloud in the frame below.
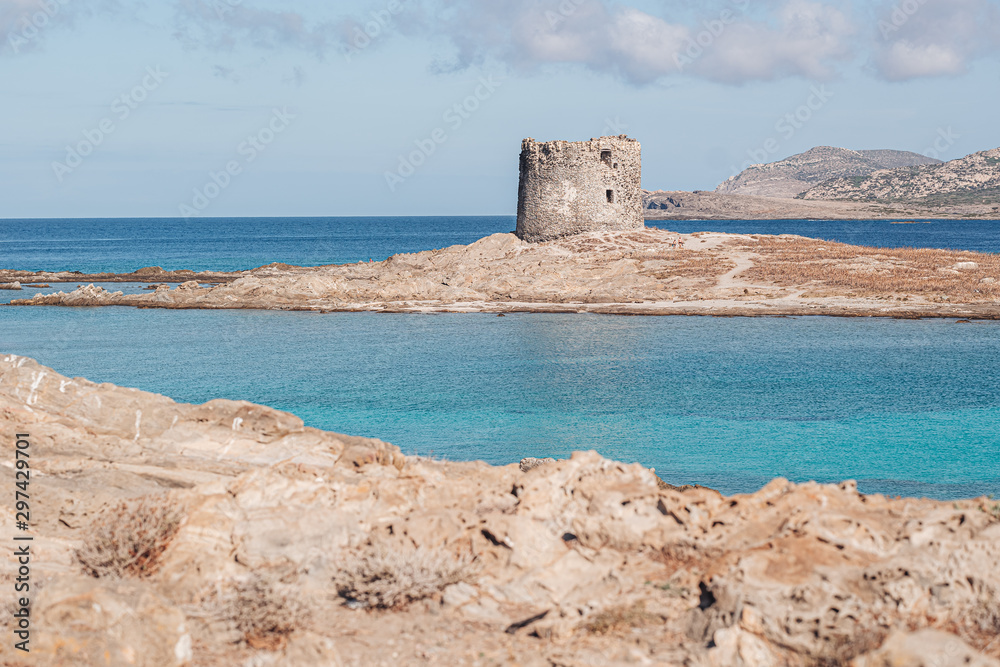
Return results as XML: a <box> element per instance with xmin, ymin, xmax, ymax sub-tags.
<box><xmin>10</xmin><ymin>0</ymin><xmax>1000</xmax><ymax>84</ymax></box>
<box><xmin>2</xmin><ymin>0</ymin><xmax>82</xmax><ymax>54</ymax></box>
<box><xmin>399</xmin><ymin>0</ymin><xmax>856</xmax><ymax>84</ymax></box>
<box><xmin>876</xmin><ymin>41</ymin><xmax>965</xmax><ymax>80</ymax></box>
<box><xmin>171</xmin><ymin>0</ymin><xmax>339</xmax><ymax>56</ymax></box>
<box><xmin>689</xmin><ymin>0</ymin><xmax>857</xmax><ymax>83</ymax></box>
<box><xmin>871</xmin><ymin>0</ymin><xmax>1000</xmax><ymax>81</ymax></box>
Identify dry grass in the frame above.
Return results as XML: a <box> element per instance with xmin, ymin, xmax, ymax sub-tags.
<box><xmin>743</xmin><ymin>237</ymin><xmax>1000</xmax><ymax>299</ymax></box>
<box><xmin>188</xmin><ymin>574</ymin><xmax>306</xmax><ymax>653</ymax></box>
<box><xmin>334</xmin><ymin>541</ymin><xmax>477</xmax><ymax>609</ymax></box>
<box><xmin>227</xmin><ymin>577</ymin><xmax>302</xmax><ymax>650</ymax></box>
<box><xmin>76</xmin><ymin>495</ymin><xmax>183</xmax><ymax>579</ymax></box>
<box><xmin>640</xmin><ymin>254</ymin><xmax>735</xmax><ymax>281</ymax></box>
<box><xmin>584</xmin><ymin>602</ymin><xmax>659</xmax><ymax>635</ymax></box>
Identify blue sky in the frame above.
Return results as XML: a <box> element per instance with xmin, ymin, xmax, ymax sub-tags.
<box><xmin>2</xmin><ymin>0</ymin><xmax>999</xmax><ymax>218</ymax></box>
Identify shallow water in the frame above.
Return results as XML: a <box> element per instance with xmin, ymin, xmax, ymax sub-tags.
<box><xmin>2</xmin><ymin>307</ymin><xmax>997</xmax><ymax>499</ymax></box>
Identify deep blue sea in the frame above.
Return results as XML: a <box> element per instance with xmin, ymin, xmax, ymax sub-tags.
<box><xmin>2</xmin><ymin>216</ymin><xmax>999</xmax><ymax>273</ymax></box>
<box><xmin>2</xmin><ymin>217</ymin><xmax>999</xmax><ymax>499</ymax></box>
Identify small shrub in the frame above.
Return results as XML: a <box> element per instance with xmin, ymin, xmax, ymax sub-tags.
<box><xmin>192</xmin><ymin>575</ymin><xmax>304</xmax><ymax>652</ymax></box>
<box><xmin>585</xmin><ymin>602</ymin><xmax>658</xmax><ymax>635</ymax></box>
<box><xmin>335</xmin><ymin>541</ymin><xmax>476</xmax><ymax>609</ymax></box>
<box><xmin>76</xmin><ymin>495</ymin><xmax>183</xmax><ymax>579</ymax></box>
<box><xmin>228</xmin><ymin>577</ymin><xmax>301</xmax><ymax>650</ymax></box>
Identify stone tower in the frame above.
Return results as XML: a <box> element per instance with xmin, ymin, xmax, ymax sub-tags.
<box><xmin>516</xmin><ymin>135</ymin><xmax>643</xmax><ymax>243</ymax></box>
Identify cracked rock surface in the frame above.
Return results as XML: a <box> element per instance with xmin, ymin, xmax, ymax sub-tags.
<box><xmin>1</xmin><ymin>355</ymin><xmax>999</xmax><ymax>666</ymax></box>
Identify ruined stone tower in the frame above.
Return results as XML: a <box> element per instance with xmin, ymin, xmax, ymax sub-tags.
<box><xmin>516</xmin><ymin>136</ymin><xmax>643</xmax><ymax>243</ymax></box>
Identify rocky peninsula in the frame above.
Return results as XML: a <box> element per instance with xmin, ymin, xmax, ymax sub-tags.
<box><xmin>7</xmin><ymin>228</ymin><xmax>1000</xmax><ymax>319</ymax></box>
<box><xmin>2</xmin><ymin>355</ymin><xmax>999</xmax><ymax>666</ymax></box>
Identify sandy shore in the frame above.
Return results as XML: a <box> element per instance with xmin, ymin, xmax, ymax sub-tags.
<box><xmin>5</xmin><ymin>228</ymin><xmax>999</xmax><ymax>319</ymax></box>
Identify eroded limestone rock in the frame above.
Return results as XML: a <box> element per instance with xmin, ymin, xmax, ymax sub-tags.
<box><xmin>1</xmin><ymin>355</ymin><xmax>998</xmax><ymax>666</ymax></box>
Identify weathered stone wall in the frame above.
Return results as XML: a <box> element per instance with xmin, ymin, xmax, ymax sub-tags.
<box><xmin>516</xmin><ymin>135</ymin><xmax>643</xmax><ymax>243</ymax></box>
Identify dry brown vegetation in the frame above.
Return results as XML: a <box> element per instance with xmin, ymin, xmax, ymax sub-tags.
<box><xmin>639</xmin><ymin>253</ymin><xmax>736</xmax><ymax>281</ymax></box>
<box><xmin>742</xmin><ymin>237</ymin><xmax>1000</xmax><ymax>299</ymax></box>
<box><xmin>206</xmin><ymin>576</ymin><xmax>303</xmax><ymax>651</ymax></box>
<box><xmin>76</xmin><ymin>495</ymin><xmax>183</xmax><ymax>579</ymax></box>
<box><xmin>584</xmin><ymin>602</ymin><xmax>660</xmax><ymax>635</ymax></box>
<box><xmin>334</xmin><ymin>541</ymin><xmax>478</xmax><ymax>609</ymax></box>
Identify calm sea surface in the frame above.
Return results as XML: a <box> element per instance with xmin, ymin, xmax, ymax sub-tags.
<box><xmin>1</xmin><ymin>217</ymin><xmax>999</xmax><ymax>499</ymax></box>
<box><xmin>2</xmin><ymin>216</ymin><xmax>999</xmax><ymax>273</ymax></box>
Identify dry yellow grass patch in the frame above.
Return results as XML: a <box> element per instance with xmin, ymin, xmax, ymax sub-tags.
<box><xmin>743</xmin><ymin>237</ymin><xmax>1000</xmax><ymax>300</ymax></box>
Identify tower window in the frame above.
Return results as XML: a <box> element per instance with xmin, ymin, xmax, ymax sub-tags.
<box><xmin>606</xmin><ymin>189</ymin><xmax>615</xmax><ymax>203</ymax></box>
<box><xmin>601</xmin><ymin>150</ymin><xmax>612</xmax><ymax>166</ymax></box>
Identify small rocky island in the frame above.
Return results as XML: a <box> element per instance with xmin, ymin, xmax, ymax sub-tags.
<box><xmin>7</xmin><ymin>229</ymin><xmax>999</xmax><ymax>319</ymax></box>
<box><xmin>6</xmin><ymin>137</ymin><xmax>998</xmax><ymax>319</ymax></box>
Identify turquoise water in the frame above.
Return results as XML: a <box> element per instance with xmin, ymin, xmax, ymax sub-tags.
<box><xmin>2</xmin><ymin>217</ymin><xmax>999</xmax><ymax>273</ymax></box>
<box><xmin>1</xmin><ymin>306</ymin><xmax>998</xmax><ymax>499</ymax></box>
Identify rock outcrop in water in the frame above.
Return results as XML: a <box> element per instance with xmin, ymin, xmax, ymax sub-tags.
<box><xmin>9</xmin><ymin>229</ymin><xmax>1000</xmax><ymax>319</ymax></box>
<box><xmin>2</xmin><ymin>355</ymin><xmax>999</xmax><ymax>666</ymax></box>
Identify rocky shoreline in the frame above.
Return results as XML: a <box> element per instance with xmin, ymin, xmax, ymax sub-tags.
<box><xmin>0</xmin><ymin>266</ymin><xmax>243</xmax><ymax>287</ymax></box>
<box><xmin>6</xmin><ymin>229</ymin><xmax>999</xmax><ymax>320</ymax></box>
<box><xmin>2</xmin><ymin>355</ymin><xmax>999</xmax><ymax>666</ymax></box>
<box><xmin>644</xmin><ymin>190</ymin><xmax>1000</xmax><ymax>221</ymax></box>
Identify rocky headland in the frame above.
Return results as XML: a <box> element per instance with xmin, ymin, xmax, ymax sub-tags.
<box><xmin>2</xmin><ymin>355</ymin><xmax>999</xmax><ymax>666</ymax></box>
<box><xmin>801</xmin><ymin>148</ymin><xmax>1000</xmax><ymax>206</ymax></box>
<box><xmin>645</xmin><ymin>145</ymin><xmax>1000</xmax><ymax>220</ymax></box>
<box><xmin>8</xmin><ymin>228</ymin><xmax>1000</xmax><ymax>319</ymax></box>
<box><xmin>715</xmin><ymin>147</ymin><xmax>942</xmax><ymax>199</ymax></box>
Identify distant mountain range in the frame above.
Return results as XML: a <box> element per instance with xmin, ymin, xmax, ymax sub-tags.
<box><xmin>799</xmin><ymin>147</ymin><xmax>1000</xmax><ymax>205</ymax></box>
<box><xmin>643</xmin><ymin>145</ymin><xmax>1000</xmax><ymax>220</ymax></box>
<box><xmin>715</xmin><ymin>146</ymin><xmax>942</xmax><ymax>198</ymax></box>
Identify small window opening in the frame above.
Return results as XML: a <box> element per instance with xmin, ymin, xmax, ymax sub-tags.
<box><xmin>606</xmin><ymin>189</ymin><xmax>615</xmax><ymax>203</ymax></box>
<box><xmin>601</xmin><ymin>150</ymin><xmax>612</xmax><ymax>166</ymax></box>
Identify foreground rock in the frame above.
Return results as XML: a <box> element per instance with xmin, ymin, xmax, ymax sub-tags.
<box><xmin>8</xmin><ymin>229</ymin><xmax>1000</xmax><ymax>319</ymax></box>
<box><xmin>2</xmin><ymin>355</ymin><xmax>999</xmax><ymax>666</ymax></box>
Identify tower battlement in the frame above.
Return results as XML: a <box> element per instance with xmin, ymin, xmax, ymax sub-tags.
<box><xmin>515</xmin><ymin>136</ymin><xmax>643</xmax><ymax>243</ymax></box>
